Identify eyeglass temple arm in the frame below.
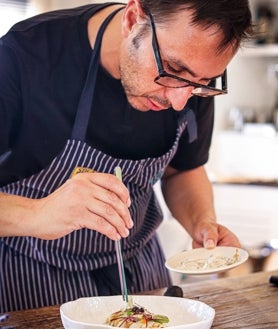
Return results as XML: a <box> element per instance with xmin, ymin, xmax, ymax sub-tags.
<box><xmin>222</xmin><ymin>69</ymin><xmax>228</xmax><ymax>91</ymax></box>
<box><xmin>149</xmin><ymin>14</ymin><xmax>165</xmax><ymax>76</ymax></box>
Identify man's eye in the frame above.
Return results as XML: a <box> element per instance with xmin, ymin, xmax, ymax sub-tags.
<box><xmin>165</xmin><ymin>62</ymin><xmax>183</xmax><ymax>74</ymax></box>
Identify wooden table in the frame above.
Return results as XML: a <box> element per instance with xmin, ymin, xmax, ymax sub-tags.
<box><xmin>3</xmin><ymin>270</ymin><xmax>278</xmax><ymax>328</ymax></box>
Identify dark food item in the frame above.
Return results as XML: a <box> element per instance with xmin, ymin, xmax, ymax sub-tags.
<box><xmin>163</xmin><ymin>285</ymin><xmax>183</xmax><ymax>298</ymax></box>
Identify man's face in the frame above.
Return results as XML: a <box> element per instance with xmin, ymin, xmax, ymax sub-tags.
<box><xmin>119</xmin><ymin>9</ymin><xmax>235</xmax><ymax>112</ymax></box>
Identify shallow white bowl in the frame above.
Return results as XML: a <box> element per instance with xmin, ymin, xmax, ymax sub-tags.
<box><xmin>60</xmin><ymin>295</ymin><xmax>215</xmax><ymax>329</ymax></box>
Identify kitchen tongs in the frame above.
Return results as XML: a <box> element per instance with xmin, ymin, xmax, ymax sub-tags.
<box><xmin>114</xmin><ymin>166</ymin><xmax>129</xmax><ymax>303</ymax></box>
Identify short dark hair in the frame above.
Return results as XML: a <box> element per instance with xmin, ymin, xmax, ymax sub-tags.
<box><xmin>140</xmin><ymin>0</ymin><xmax>253</xmax><ymax>53</ymax></box>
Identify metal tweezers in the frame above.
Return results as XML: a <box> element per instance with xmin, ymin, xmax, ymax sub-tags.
<box><xmin>114</xmin><ymin>166</ymin><xmax>129</xmax><ymax>303</ymax></box>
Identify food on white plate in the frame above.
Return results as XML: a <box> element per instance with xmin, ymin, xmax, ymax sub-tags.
<box><xmin>105</xmin><ymin>302</ymin><xmax>169</xmax><ymax>328</ymax></box>
<box><xmin>179</xmin><ymin>248</ymin><xmax>240</xmax><ymax>271</ymax></box>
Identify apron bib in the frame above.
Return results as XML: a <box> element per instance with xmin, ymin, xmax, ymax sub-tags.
<box><xmin>0</xmin><ymin>8</ymin><xmax>196</xmax><ymax>312</ymax></box>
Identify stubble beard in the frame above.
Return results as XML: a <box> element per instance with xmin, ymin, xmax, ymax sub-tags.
<box><xmin>119</xmin><ymin>62</ymin><xmax>171</xmax><ymax>111</ymax></box>
<box><xmin>118</xmin><ymin>31</ymin><xmax>171</xmax><ymax>111</ymax></box>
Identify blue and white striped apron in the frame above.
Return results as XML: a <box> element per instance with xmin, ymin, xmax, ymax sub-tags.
<box><xmin>0</xmin><ymin>8</ymin><xmax>196</xmax><ymax>312</ymax></box>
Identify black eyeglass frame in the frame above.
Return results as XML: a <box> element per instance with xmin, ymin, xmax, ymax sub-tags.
<box><xmin>149</xmin><ymin>13</ymin><xmax>228</xmax><ymax>97</ymax></box>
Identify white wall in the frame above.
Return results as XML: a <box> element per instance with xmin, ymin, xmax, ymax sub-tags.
<box><xmin>208</xmin><ymin>0</ymin><xmax>278</xmax><ymax>181</ymax></box>
<box><xmin>214</xmin><ymin>54</ymin><xmax>278</xmax><ymax>131</ymax></box>
<box><xmin>214</xmin><ymin>0</ymin><xmax>278</xmax><ymax>130</ymax></box>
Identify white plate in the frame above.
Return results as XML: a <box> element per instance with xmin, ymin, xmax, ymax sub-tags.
<box><xmin>165</xmin><ymin>246</ymin><xmax>249</xmax><ymax>275</ymax></box>
<box><xmin>60</xmin><ymin>295</ymin><xmax>215</xmax><ymax>329</ymax></box>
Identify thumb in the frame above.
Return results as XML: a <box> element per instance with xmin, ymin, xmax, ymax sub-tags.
<box><xmin>203</xmin><ymin>225</ymin><xmax>218</xmax><ymax>249</ymax></box>
<box><xmin>204</xmin><ymin>238</ymin><xmax>216</xmax><ymax>249</ymax></box>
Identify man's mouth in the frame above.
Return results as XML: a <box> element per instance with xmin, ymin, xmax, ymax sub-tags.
<box><xmin>147</xmin><ymin>97</ymin><xmax>169</xmax><ymax>111</ymax></box>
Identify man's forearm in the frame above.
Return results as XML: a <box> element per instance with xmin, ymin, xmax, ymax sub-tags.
<box><xmin>161</xmin><ymin>165</ymin><xmax>216</xmax><ymax>236</ymax></box>
<box><xmin>0</xmin><ymin>192</ymin><xmax>36</xmax><ymax>237</ymax></box>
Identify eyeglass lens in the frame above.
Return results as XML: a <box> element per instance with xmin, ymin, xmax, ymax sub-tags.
<box><xmin>149</xmin><ymin>13</ymin><xmax>228</xmax><ymax>97</ymax></box>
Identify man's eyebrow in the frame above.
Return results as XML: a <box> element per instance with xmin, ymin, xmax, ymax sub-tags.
<box><xmin>169</xmin><ymin>58</ymin><xmax>224</xmax><ymax>81</ymax></box>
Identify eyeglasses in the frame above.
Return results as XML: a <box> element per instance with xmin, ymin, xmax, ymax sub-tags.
<box><xmin>149</xmin><ymin>13</ymin><xmax>228</xmax><ymax>97</ymax></box>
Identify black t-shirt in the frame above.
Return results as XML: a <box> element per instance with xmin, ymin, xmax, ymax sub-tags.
<box><xmin>0</xmin><ymin>3</ymin><xmax>214</xmax><ymax>187</ymax></box>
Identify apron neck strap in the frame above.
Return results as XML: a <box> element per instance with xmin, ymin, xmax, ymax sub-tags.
<box><xmin>72</xmin><ymin>7</ymin><xmax>125</xmax><ymax>140</ymax></box>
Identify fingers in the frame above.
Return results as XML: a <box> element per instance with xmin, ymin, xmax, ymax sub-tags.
<box><xmin>82</xmin><ymin>176</ymin><xmax>133</xmax><ymax>229</ymax></box>
<box><xmin>216</xmin><ymin>224</ymin><xmax>241</xmax><ymax>248</ymax></box>
<box><xmin>81</xmin><ymin>212</ymin><xmax>127</xmax><ymax>241</ymax></box>
<box><xmin>85</xmin><ymin>191</ymin><xmax>131</xmax><ymax>238</ymax></box>
<box><xmin>192</xmin><ymin>220</ymin><xmax>218</xmax><ymax>249</ymax></box>
<box><xmin>83</xmin><ymin>172</ymin><xmax>131</xmax><ymax>208</ymax></box>
<box><xmin>192</xmin><ymin>238</ymin><xmax>215</xmax><ymax>249</ymax></box>
<box><xmin>70</xmin><ymin>172</ymin><xmax>133</xmax><ymax>238</ymax></box>
<box><xmin>35</xmin><ymin>172</ymin><xmax>134</xmax><ymax>240</ymax></box>
<box><xmin>192</xmin><ymin>221</ymin><xmax>241</xmax><ymax>249</ymax></box>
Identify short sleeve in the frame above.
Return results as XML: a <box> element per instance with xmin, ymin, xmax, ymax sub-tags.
<box><xmin>169</xmin><ymin>96</ymin><xmax>214</xmax><ymax>171</ymax></box>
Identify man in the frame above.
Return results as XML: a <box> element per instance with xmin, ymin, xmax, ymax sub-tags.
<box><xmin>0</xmin><ymin>0</ymin><xmax>252</xmax><ymax>311</ymax></box>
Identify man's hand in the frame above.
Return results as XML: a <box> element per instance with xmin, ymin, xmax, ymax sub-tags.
<box><xmin>161</xmin><ymin>165</ymin><xmax>241</xmax><ymax>250</ymax></box>
<box><xmin>192</xmin><ymin>220</ymin><xmax>241</xmax><ymax>249</ymax></box>
<box><xmin>0</xmin><ymin>172</ymin><xmax>133</xmax><ymax>241</ymax></box>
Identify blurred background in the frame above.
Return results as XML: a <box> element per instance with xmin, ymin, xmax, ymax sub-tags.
<box><xmin>1</xmin><ymin>0</ymin><xmax>277</xmax><ymax>282</ymax></box>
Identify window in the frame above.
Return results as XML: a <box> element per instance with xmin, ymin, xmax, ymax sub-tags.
<box><xmin>0</xmin><ymin>0</ymin><xmax>30</xmax><ymax>37</ymax></box>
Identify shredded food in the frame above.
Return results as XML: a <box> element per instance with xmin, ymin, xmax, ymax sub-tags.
<box><xmin>178</xmin><ymin>248</ymin><xmax>240</xmax><ymax>271</ymax></box>
<box><xmin>105</xmin><ymin>303</ymin><xmax>169</xmax><ymax>328</ymax></box>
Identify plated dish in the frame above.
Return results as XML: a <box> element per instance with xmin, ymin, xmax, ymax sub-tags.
<box><xmin>165</xmin><ymin>246</ymin><xmax>249</xmax><ymax>275</ymax></box>
<box><xmin>105</xmin><ymin>301</ymin><xmax>169</xmax><ymax>327</ymax></box>
<box><xmin>60</xmin><ymin>295</ymin><xmax>215</xmax><ymax>329</ymax></box>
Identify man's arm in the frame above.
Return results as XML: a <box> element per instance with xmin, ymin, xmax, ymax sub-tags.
<box><xmin>161</xmin><ymin>165</ymin><xmax>240</xmax><ymax>248</ymax></box>
<box><xmin>0</xmin><ymin>173</ymin><xmax>133</xmax><ymax>240</ymax></box>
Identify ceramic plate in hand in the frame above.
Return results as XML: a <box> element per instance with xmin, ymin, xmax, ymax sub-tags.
<box><xmin>165</xmin><ymin>246</ymin><xmax>249</xmax><ymax>275</ymax></box>
<box><xmin>60</xmin><ymin>295</ymin><xmax>215</xmax><ymax>329</ymax></box>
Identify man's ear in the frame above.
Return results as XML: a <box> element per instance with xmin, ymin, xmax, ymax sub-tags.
<box><xmin>121</xmin><ymin>0</ymin><xmax>147</xmax><ymax>36</ymax></box>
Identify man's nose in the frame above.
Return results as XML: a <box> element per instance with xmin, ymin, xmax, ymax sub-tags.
<box><xmin>165</xmin><ymin>86</ymin><xmax>194</xmax><ymax>111</ymax></box>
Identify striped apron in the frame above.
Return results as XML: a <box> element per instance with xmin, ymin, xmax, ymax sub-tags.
<box><xmin>0</xmin><ymin>9</ymin><xmax>196</xmax><ymax>312</ymax></box>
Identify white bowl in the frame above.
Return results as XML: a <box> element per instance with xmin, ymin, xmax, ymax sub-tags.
<box><xmin>60</xmin><ymin>295</ymin><xmax>215</xmax><ymax>329</ymax></box>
